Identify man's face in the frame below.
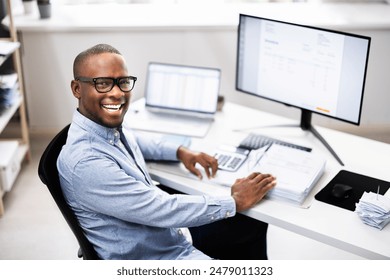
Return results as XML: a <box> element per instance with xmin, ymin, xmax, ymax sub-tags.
<box><xmin>71</xmin><ymin>53</ymin><xmax>131</xmax><ymax>128</ymax></box>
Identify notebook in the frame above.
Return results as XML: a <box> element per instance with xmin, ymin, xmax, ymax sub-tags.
<box><xmin>127</xmin><ymin>62</ymin><xmax>221</xmax><ymax>137</ymax></box>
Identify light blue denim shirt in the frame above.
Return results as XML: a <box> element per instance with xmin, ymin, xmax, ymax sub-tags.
<box><xmin>57</xmin><ymin>110</ymin><xmax>236</xmax><ymax>260</ymax></box>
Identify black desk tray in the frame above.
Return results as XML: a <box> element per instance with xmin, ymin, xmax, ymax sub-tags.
<box><xmin>315</xmin><ymin>170</ymin><xmax>390</xmax><ymax>211</ymax></box>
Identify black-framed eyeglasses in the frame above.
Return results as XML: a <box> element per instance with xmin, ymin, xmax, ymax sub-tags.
<box><xmin>75</xmin><ymin>76</ymin><xmax>137</xmax><ymax>93</ymax></box>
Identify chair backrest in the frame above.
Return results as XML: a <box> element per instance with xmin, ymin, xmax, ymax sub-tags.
<box><xmin>38</xmin><ymin>124</ymin><xmax>100</xmax><ymax>260</ymax></box>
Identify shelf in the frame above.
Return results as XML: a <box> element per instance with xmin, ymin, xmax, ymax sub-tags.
<box><xmin>0</xmin><ymin>0</ymin><xmax>31</xmax><ymax>217</ymax></box>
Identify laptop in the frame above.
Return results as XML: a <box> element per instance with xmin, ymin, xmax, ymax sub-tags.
<box><xmin>127</xmin><ymin>62</ymin><xmax>221</xmax><ymax>137</ymax></box>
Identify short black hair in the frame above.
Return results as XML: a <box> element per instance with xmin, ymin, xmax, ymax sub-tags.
<box><xmin>73</xmin><ymin>44</ymin><xmax>122</xmax><ymax>78</ymax></box>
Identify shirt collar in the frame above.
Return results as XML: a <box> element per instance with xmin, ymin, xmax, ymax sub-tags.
<box><xmin>73</xmin><ymin>110</ymin><xmax>121</xmax><ymax>144</ymax></box>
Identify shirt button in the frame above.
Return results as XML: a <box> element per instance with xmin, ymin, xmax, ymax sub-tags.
<box><xmin>226</xmin><ymin>211</ymin><xmax>231</xmax><ymax>217</ymax></box>
<box><xmin>210</xmin><ymin>216</ymin><xmax>215</xmax><ymax>221</ymax></box>
<box><xmin>178</xmin><ymin>229</ymin><xmax>183</xmax><ymax>235</ymax></box>
<box><xmin>109</xmin><ymin>140</ymin><xmax>114</xmax><ymax>145</ymax></box>
<box><xmin>114</xmin><ymin>131</ymin><xmax>119</xmax><ymax>137</ymax></box>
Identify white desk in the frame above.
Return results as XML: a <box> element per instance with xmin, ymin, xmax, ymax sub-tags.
<box><xmin>132</xmin><ymin>102</ymin><xmax>390</xmax><ymax>260</ymax></box>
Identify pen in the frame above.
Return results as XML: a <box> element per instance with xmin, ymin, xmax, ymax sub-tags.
<box><xmin>377</xmin><ymin>185</ymin><xmax>380</xmax><ymax>200</ymax></box>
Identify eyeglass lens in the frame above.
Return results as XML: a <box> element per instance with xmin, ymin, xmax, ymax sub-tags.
<box><xmin>95</xmin><ymin>77</ymin><xmax>135</xmax><ymax>93</ymax></box>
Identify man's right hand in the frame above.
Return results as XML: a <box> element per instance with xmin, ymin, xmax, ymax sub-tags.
<box><xmin>231</xmin><ymin>172</ymin><xmax>276</xmax><ymax>212</ymax></box>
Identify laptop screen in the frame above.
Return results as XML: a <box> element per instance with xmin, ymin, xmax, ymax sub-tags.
<box><xmin>144</xmin><ymin>62</ymin><xmax>221</xmax><ymax>115</ymax></box>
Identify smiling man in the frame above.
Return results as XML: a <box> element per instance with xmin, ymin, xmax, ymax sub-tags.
<box><xmin>57</xmin><ymin>44</ymin><xmax>276</xmax><ymax>260</ymax></box>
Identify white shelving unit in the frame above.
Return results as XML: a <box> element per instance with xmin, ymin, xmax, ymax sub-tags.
<box><xmin>0</xmin><ymin>0</ymin><xmax>30</xmax><ymax>216</ymax></box>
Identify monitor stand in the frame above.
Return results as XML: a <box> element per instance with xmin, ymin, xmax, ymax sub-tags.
<box><xmin>257</xmin><ymin>109</ymin><xmax>344</xmax><ymax>166</ymax></box>
<box><xmin>300</xmin><ymin>109</ymin><xmax>344</xmax><ymax>166</ymax></box>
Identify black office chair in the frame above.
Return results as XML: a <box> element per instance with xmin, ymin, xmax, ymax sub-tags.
<box><xmin>38</xmin><ymin>124</ymin><xmax>100</xmax><ymax>260</ymax></box>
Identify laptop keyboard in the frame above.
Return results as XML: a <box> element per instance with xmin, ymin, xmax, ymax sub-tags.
<box><xmin>238</xmin><ymin>133</ymin><xmax>312</xmax><ymax>152</ymax></box>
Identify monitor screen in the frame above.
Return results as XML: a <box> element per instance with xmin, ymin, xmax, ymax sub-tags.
<box><xmin>236</xmin><ymin>14</ymin><xmax>371</xmax><ymax>126</ymax></box>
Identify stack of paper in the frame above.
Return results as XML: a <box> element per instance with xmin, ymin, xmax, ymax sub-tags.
<box><xmin>253</xmin><ymin>144</ymin><xmax>326</xmax><ymax>205</ymax></box>
<box><xmin>211</xmin><ymin>144</ymin><xmax>326</xmax><ymax>205</ymax></box>
<box><xmin>355</xmin><ymin>192</ymin><xmax>390</xmax><ymax>230</ymax></box>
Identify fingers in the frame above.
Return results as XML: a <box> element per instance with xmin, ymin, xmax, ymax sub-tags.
<box><xmin>255</xmin><ymin>175</ymin><xmax>277</xmax><ymax>196</ymax></box>
<box><xmin>206</xmin><ymin>158</ymin><xmax>218</xmax><ymax>178</ymax></box>
<box><xmin>258</xmin><ymin>174</ymin><xmax>277</xmax><ymax>193</ymax></box>
<box><xmin>197</xmin><ymin>153</ymin><xmax>218</xmax><ymax>179</ymax></box>
<box><xmin>188</xmin><ymin>165</ymin><xmax>203</xmax><ymax>180</ymax></box>
<box><xmin>246</xmin><ymin>172</ymin><xmax>273</xmax><ymax>183</ymax></box>
<box><xmin>247</xmin><ymin>172</ymin><xmax>261</xmax><ymax>180</ymax></box>
<box><xmin>246</xmin><ymin>172</ymin><xmax>276</xmax><ymax>193</ymax></box>
<box><xmin>186</xmin><ymin>153</ymin><xmax>218</xmax><ymax>180</ymax></box>
<box><xmin>231</xmin><ymin>172</ymin><xmax>277</xmax><ymax>212</ymax></box>
<box><xmin>179</xmin><ymin>148</ymin><xmax>218</xmax><ymax>180</ymax></box>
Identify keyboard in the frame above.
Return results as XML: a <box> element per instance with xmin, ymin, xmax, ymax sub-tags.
<box><xmin>238</xmin><ymin>133</ymin><xmax>312</xmax><ymax>152</ymax></box>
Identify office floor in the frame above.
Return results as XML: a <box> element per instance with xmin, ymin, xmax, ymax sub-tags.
<box><xmin>2</xmin><ymin>132</ymin><xmax>384</xmax><ymax>260</ymax></box>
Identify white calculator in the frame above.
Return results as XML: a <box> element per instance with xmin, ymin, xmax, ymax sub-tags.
<box><xmin>214</xmin><ymin>145</ymin><xmax>250</xmax><ymax>172</ymax></box>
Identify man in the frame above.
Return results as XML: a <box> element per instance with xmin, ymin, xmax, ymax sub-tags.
<box><xmin>57</xmin><ymin>43</ymin><xmax>276</xmax><ymax>260</ymax></box>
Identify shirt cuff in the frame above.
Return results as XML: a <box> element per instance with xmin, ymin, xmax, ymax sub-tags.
<box><xmin>162</xmin><ymin>141</ymin><xmax>182</xmax><ymax>161</ymax></box>
<box><xmin>214</xmin><ymin>196</ymin><xmax>236</xmax><ymax>219</ymax></box>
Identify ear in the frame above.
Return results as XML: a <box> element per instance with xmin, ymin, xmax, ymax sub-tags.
<box><xmin>71</xmin><ymin>80</ymin><xmax>81</xmax><ymax>99</ymax></box>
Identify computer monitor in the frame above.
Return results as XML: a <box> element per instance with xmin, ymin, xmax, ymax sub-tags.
<box><xmin>236</xmin><ymin>14</ymin><xmax>371</xmax><ymax>165</ymax></box>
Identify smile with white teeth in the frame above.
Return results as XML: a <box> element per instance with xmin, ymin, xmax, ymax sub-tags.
<box><xmin>102</xmin><ymin>104</ymin><xmax>122</xmax><ymax>111</ymax></box>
